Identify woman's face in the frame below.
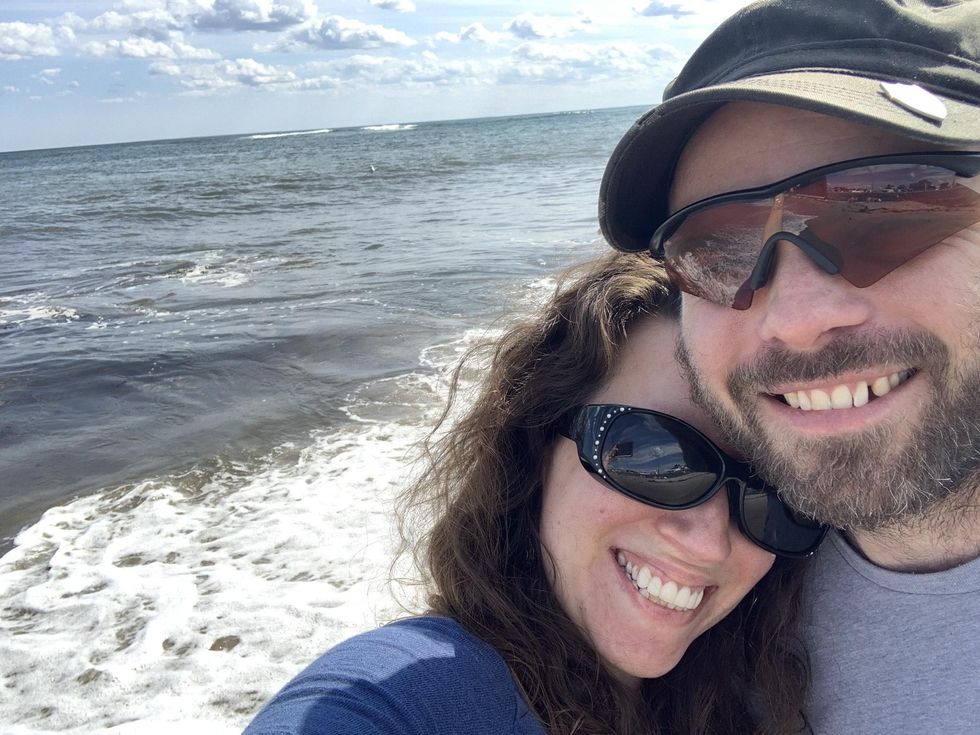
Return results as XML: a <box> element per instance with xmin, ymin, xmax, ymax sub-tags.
<box><xmin>539</xmin><ymin>317</ymin><xmax>775</xmax><ymax>684</ymax></box>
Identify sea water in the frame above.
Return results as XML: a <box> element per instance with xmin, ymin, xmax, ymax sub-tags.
<box><xmin>0</xmin><ymin>106</ymin><xmax>646</xmax><ymax>733</ymax></box>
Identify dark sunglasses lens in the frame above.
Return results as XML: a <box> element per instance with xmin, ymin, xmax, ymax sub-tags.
<box><xmin>811</xmin><ymin>165</ymin><xmax>980</xmax><ymax>287</ymax></box>
<box><xmin>740</xmin><ymin>485</ymin><xmax>825</xmax><ymax>556</ymax></box>
<box><xmin>602</xmin><ymin>412</ymin><xmax>722</xmax><ymax>507</ymax></box>
<box><xmin>664</xmin><ymin>199</ymin><xmax>774</xmax><ymax>308</ymax></box>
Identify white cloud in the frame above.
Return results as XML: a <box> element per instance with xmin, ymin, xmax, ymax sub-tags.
<box><xmin>289</xmin><ymin>50</ymin><xmax>503</xmax><ymax>93</ymax></box>
<box><xmin>192</xmin><ymin>0</ymin><xmax>316</xmax><ymax>32</ymax></box>
<box><xmin>633</xmin><ymin>0</ymin><xmax>758</xmax><ymax>20</ymax></box>
<box><xmin>67</xmin><ymin>8</ymin><xmax>184</xmax><ymax>41</ymax></box>
<box><xmin>271</xmin><ymin>15</ymin><xmax>415</xmax><ymax>51</ymax></box>
<box><xmin>505</xmin><ymin>40</ymin><xmax>682</xmax><ymax>82</ymax></box>
<box><xmin>2</xmin><ymin>85</ymin><xmax>21</xmax><ymax>94</ymax></box>
<box><xmin>36</xmin><ymin>68</ymin><xmax>62</xmax><ymax>85</ymax></box>
<box><xmin>150</xmin><ymin>57</ymin><xmax>298</xmax><ymax>92</ymax></box>
<box><xmin>0</xmin><ymin>22</ymin><xmax>61</xmax><ymax>60</ymax></box>
<box><xmin>83</xmin><ymin>37</ymin><xmax>220</xmax><ymax>60</ymax></box>
<box><xmin>633</xmin><ymin>1</ymin><xmax>693</xmax><ymax>18</ymax></box>
<box><xmin>505</xmin><ymin>12</ymin><xmax>593</xmax><ymax>40</ymax></box>
<box><xmin>316</xmin><ymin>51</ymin><xmax>483</xmax><ymax>86</ymax></box>
<box><xmin>432</xmin><ymin>22</ymin><xmax>509</xmax><ymax>45</ymax></box>
<box><xmin>280</xmin><ymin>74</ymin><xmax>339</xmax><ymax>90</ymax></box>
<box><xmin>62</xmin><ymin>1</ymin><xmax>315</xmax><ymax>37</ymax></box>
<box><xmin>99</xmin><ymin>90</ymin><xmax>148</xmax><ymax>104</ymax></box>
<box><xmin>369</xmin><ymin>0</ymin><xmax>416</xmax><ymax>12</ymax></box>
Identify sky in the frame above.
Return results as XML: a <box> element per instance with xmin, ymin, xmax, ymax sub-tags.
<box><xmin>0</xmin><ymin>0</ymin><xmax>754</xmax><ymax>152</ymax></box>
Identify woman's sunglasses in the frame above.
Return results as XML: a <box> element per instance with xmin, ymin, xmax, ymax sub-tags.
<box><xmin>559</xmin><ymin>405</ymin><xmax>826</xmax><ymax>558</ymax></box>
<box><xmin>650</xmin><ymin>151</ymin><xmax>980</xmax><ymax>310</ymax></box>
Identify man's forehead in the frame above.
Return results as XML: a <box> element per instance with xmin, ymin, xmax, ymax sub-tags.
<box><xmin>667</xmin><ymin>102</ymin><xmax>932</xmax><ymax>213</ymax></box>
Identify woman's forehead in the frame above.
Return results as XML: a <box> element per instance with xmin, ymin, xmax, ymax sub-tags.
<box><xmin>591</xmin><ymin>320</ymin><xmax>693</xmax><ymax>424</ymax></box>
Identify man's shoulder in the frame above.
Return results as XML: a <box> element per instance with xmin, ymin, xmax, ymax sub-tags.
<box><xmin>806</xmin><ymin>530</ymin><xmax>980</xmax><ymax>597</ymax></box>
<box><xmin>244</xmin><ymin>616</ymin><xmax>545</xmax><ymax>735</ymax></box>
<box><xmin>803</xmin><ymin>532</ymin><xmax>980</xmax><ymax>734</ymax></box>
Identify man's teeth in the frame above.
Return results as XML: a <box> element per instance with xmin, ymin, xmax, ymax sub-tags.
<box><xmin>616</xmin><ymin>552</ymin><xmax>704</xmax><ymax>612</ymax></box>
<box><xmin>782</xmin><ymin>370</ymin><xmax>911</xmax><ymax>410</ymax></box>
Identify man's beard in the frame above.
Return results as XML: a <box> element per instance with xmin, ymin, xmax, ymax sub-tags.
<box><xmin>678</xmin><ymin>329</ymin><xmax>980</xmax><ymax>531</ymax></box>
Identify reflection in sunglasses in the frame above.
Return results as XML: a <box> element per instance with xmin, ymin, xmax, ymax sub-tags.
<box><xmin>654</xmin><ymin>153</ymin><xmax>980</xmax><ymax>309</ymax></box>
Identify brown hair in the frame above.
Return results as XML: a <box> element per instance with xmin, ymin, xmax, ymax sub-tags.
<box><xmin>399</xmin><ymin>251</ymin><xmax>810</xmax><ymax>734</ymax></box>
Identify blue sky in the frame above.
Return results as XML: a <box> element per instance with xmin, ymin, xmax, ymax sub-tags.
<box><xmin>0</xmin><ymin>1</ymin><xmax>751</xmax><ymax>151</ymax></box>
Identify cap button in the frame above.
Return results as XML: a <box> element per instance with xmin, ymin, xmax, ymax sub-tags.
<box><xmin>880</xmin><ymin>81</ymin><xmax>948</xmax><ymax>123</ymax></box>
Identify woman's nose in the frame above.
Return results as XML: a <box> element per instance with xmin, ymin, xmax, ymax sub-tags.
<box><xmin>657</xmin><ymin>488</ymin><xmax>735</xmax><ymax>566</ymax></box>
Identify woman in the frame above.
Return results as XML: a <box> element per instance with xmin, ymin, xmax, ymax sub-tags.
<box><xmin>245</xmin><ymin>252</ymin><xmax>823</xmax><ymax>734</ymax></box>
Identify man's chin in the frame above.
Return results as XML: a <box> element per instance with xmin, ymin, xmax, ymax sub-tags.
<box><xmin>746</xmin><ymin>431</ymin><xmax>937</xmax><ymax>530</ymax></box>
<box><xmin>733</xmin><ymin>400</ymin><xmax>980</xmax><ymax>530</ymax></box>
<box><xmin>752</xmin><ymin>437</ymin><xmax>946</xmax><ymax>531</ymax></box>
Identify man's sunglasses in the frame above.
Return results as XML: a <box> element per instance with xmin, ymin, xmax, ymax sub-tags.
<box><xmin>559</xmin><ymin>405</ymin><xmax>826</xmax><ymax>558</ymax></box>
<box><xmin>650</xmin><ymin>152</ymin><xmax>980</xmax><ymax>310</ymax></box>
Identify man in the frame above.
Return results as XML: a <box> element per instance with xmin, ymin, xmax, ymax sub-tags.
<box><xmin>598</xmin><ymin>0</ymin><xmax>980</xmax><ymax>731</ymax></box>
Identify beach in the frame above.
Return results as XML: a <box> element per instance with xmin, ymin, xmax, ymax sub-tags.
<box><xmin>0</xmin><ymin>106</ymin><xmax>644</xmax><ymax>732</ymax></box>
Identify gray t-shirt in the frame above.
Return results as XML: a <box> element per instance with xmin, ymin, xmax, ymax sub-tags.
<box><xmin>803</xmin><ymin>531</ymin><xmax>980</xmax><ymax>734</ymax></box>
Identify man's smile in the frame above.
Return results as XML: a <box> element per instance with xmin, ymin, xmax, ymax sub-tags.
<box><xmin>773</xmin><ymin>369</ymin><xmax>916</xmax><ymax>410</ymax></box>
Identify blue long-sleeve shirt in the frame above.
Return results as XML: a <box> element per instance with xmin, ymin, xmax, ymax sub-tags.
<box><xmin>245</xmin><ymin>616</ymin><xmax>547</xmax><ymax>735</ymax></box>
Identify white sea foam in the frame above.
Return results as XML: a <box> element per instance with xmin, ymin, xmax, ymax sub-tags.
<box><xmin>523</xmin><ymin>277</ymin><xmax>559</xmax><ymax>307</ymax></box>
<box><xmin>246</xmin><ymin>128</ymin><xmax>332</xmax><ymax>140</ymax></box>
<box><xmin>0</xmin><ymin>294</ymin><xmax>80</xmax><ymax>328</ymax></box>
<box><xmin>0</xmin><ymin>419</ymin><xmax>426</xmax><ymax>733</ymax></box>
<box><xmin>361</xmin><ymin>124</ymin><xmax>417</xmax><ymax>132</ymax></box>
<box><xmin>178</xmin><ymin>264</ymin><xmax>250</xmax><ymax>288</ymax></box>
<box><xmin>0</xmin><ymin>329</ymin><xmax>494</xmax><ymax>733</ymax></box>
<box><xmin>171</xmin><ymin>251</ymin><xmax>252</xmax><ymax>288</ymax></box>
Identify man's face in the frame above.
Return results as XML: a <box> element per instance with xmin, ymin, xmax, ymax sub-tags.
<box><xmin>671</xmin><ymin>102</ymin><xmax>980</xmax><ymax>531</ymax></box>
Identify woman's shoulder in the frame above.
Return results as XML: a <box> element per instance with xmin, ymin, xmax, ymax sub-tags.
<box><xmin>333</xmin><ymin>615</ymin><xmax>501</xmax><ymax>662</ymax></box>
<box><xmin>244</xmin><ymin>616</ymin><xmax>545</xmax><ymax>735</ymax></box>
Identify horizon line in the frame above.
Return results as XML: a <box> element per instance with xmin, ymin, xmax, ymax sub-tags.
<box><xmin>0</xmin><ymin>102</ymin><xmax>652</xmax><ymax>156</ymax></box>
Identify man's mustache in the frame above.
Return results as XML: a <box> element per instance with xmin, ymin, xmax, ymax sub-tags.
<box><xmin>726</xmin><ymin>329</ymin><xmax>945</xmax><ymax>393</ymax></box>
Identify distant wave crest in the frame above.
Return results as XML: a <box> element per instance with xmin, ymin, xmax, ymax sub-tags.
<box><xmin>362</xmin><ymin>124</ymin><xmax>417</xmax><ymax>132</ymax></box>
<box><xmin>246</xmin><ymin>128</ymin><xmax>332</xmax><ymax>140</ymax></box>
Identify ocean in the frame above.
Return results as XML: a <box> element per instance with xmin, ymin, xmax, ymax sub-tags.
<box><xmin>0</xmin><ymin>105</ymin><xmax>646</xmax><ymax>733</ymax></box>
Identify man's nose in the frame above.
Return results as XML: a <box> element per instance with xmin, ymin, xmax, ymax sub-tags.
<box><xmin>753</xmin><ymin>239</ymin><xmax>872</xmax><ymax>349</ymax></box>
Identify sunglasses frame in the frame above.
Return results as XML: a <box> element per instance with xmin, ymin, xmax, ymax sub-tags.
<box><xmin>649</xmin><ymin>151</ymin><xmax>980</xmax><ymax>309</ymax></box>
<box><xmin>559</xmin><ymin>404</ymin><xmax>826</xmax><ymax>558</ymax></box>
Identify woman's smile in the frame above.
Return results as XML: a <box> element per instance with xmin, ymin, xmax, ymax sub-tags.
<box><xmin>615</xmin><ymin>549</ymin><xmax>708</xmax><ymax>613</ymax></box>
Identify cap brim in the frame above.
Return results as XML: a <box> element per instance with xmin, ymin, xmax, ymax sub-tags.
<box><xmin>599</xmin><ymin>70</ymin><xmax>980</xmax><ymax>252</ymax></box>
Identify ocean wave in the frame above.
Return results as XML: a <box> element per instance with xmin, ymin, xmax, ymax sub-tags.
<box><xmin>361</xmin><ymin>124</ymin><xmax>417</xmax><ymax>133</ymax></box>
<box><xmin>340</xmin><ymin>330</ymin><xmax>490</xmax><ymax>426</ymax></box>
<box><xmin>246</xmin><ymin>128</ymin><xmax>332</xmax><ymax>140</ymax></box>
<box><xmin>0</xmin><ymin>295</ymin><xmax>80</xmax><ymax>328</ymax></box>
<box><xmin>0</xmin><ymin>385</ymin><xmax>443</xmax><ymax>732</ymax></box>
<box><xmin>522</xmin><ymin>276</ymin><xmax>559</xmax><ymax>306</ymax></box>
<box><xmin>153</xmin><ymin>251</ymin><xmax>255</xmax><ymax>289</ymax></box>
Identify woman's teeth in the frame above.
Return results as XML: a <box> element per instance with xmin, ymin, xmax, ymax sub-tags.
<box><xmin>781</xmin><ymin>370</ymin><xmax>912</xmax><ymax>410</ymax></box>
<box><xmin>616</xmin><ymin>552</ymin><xmax>704</xmax><ymax>612</ymax></box>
